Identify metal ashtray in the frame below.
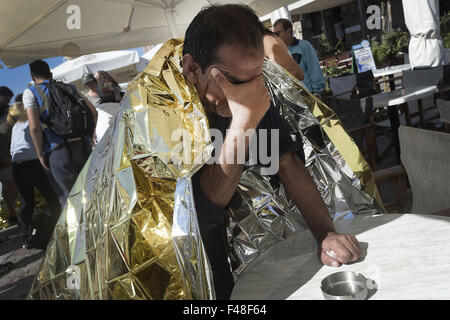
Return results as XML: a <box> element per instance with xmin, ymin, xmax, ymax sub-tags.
<box><xmin>320</xmin><ymin>271</ymin><xmax>368</xmax><ymax>300</ymax></box>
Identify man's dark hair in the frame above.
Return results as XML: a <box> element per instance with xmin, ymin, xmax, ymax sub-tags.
<box><xmin>274</xmin><ymin>18</ymin><xmax>293</xmax><ymax>35</ymax></box>
<box><xmin>182</xmin><ymin>4</ymin><xmax>265</xmax><ymax>71</ymax></box>
<box><xmin>29</xmin><ymin>59</ymin><xmax>52</xmax><ymax>79</ymax></box>
<box><xmin>0</xmin><ymin>86</ymin><xmax>14</xmax><ymax>98</ymax></box>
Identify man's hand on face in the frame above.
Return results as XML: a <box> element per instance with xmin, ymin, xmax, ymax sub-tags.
<box><xmin>318</xmin><ymin>232</ymin><xmax>362</xmax><ymax>267</ymax></box>
<box><xmin>211</xmin><ymin>67</ymin><xmax>270</xmax><ymax>129</ymax></box>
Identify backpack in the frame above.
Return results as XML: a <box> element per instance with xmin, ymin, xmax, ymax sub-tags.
<box><xmin>37</xmin><ymin>80</ymin><xmax>94</xmax><ymax>139</ymax></box>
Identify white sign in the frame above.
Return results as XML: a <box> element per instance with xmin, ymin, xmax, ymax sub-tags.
<box><xmin>354</xmin><ymin>47</ymin><xmax>377</xmax><ymax>73</ymax></box>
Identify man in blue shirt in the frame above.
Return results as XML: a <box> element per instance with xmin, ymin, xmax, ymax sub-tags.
<box><xmin>274</xmin><ymin>18</ymin><xmax>326</xmax><ymax>94</ymax></box>
<box><xmin>24</xmin><ymin>60</ymin><xmax>97</xmax><ymax>207</ymax></box>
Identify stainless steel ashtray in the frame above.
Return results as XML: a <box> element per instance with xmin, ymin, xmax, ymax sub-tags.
<box><xmin>320</xmin><ymin>271</ymin><xmax>368</xmax><ymax>300</ymax></box>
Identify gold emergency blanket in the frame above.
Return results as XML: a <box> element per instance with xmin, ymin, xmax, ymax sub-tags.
<box><xmin>28</xmin><ymin>39</ymin><xmax>384</xmax><ymax>300</ymax></box>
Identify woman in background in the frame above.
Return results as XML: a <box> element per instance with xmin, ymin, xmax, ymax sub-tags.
<box><xmin>9</xmin><ymin>102</ymin><xmax>61</xmax><ymax>248</ymax></box>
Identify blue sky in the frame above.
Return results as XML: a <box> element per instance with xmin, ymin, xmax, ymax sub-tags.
<box><xmin>0</xmin><ymin>47</ymin><xmax>144</xmax><ymax>100</ymax></box>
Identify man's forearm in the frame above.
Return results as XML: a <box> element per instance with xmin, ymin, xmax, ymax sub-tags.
<box><xmin>278</xmin><ymin>152</ymin><xmax>335</xmax><ymax>243</ymax></box>
<box><xmin>199</xmin><ymin>120</ymin><xmax>254</xmax><ymax>208</ymax></box>
<box><xmin>29</xmin><ymin>125</ymin><xmax>45</xmax><ymax>158</ymax></box>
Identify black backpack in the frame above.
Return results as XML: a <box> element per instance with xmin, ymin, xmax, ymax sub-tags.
<box><xmin>37</xmin><ymin>80</ymin><xmax>94</xmax><ymax>139</ymax></box>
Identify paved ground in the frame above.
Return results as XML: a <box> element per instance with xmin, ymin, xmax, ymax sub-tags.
<box><xmin>0</xmin><ymin>225</ymin><xmax>44</xmax><ymax>300</ymax></box>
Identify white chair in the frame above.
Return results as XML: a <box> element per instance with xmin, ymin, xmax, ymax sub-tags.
<box><xmin>329</xmin><ymin>74</ymin><xmax>356</xmax><ymax>100</ymax></box>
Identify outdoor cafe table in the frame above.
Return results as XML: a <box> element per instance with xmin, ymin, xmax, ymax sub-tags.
<box><xmin>372</xmin><ymin>64</ymin><xmax>411</xmax><ymax>92</ymax></box>
<box><xmin>231</xmin><ymin>213</ymin><xmax>450</xmax><ymax>300</ymax></box>
<box><xmin>371</xmin><ymin>85</ymin><xmax>438</xmax><ymax>163</ymax></box>
<box><xmin>372</xmin><ymin>64</ymin><xmax>411</xmax><ymax>78</ymax></box>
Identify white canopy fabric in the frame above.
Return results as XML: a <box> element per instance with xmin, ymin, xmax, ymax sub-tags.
<box><xmin>260</xmin><ymin>0</ymin><xmax>354</xmax><ymax>22</ymax></box>
<box><xmin>52</xmin><ymin>50</ymin><xmax>140</xmax><ymax>84</ymax></box>
<box><xmin>141</xmin><ymin>43</ymin><xmax>164</xmax><ymax>61</ymax></box>
<box><xmin>402</xmin><ymin>0</ymin><xmax>446</xmax><ymax>69</ymax></box>
<box><xmin>269</xmin><ymin>6</ymin><xmax>291</xmax><ymax>26</ymax></box>
<box><xmin>0</xmin><ymin>0</ymin><xmax>296</xmax><ymax>68</ymax></box>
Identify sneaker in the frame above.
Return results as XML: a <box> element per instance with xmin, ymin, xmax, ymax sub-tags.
<box><xmin>22</xmin><ymin>239</ymin><xmax>30</xmax><ymax>249</ymax></box>
<box><xmin>21</xmin><ymin>226</ymin><xmax>35</xmax><ymax>249</ymax></box>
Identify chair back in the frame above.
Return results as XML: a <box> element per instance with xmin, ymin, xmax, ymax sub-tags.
<box><xmin>436</xmin><ymin>99</ymin><xmax>450</xmax><ymax>124</ymax></box>
<box><xmin>439</xmin><ymin>65</ymin><xmax>450</xmax><ymax>100</ymax></box>
<box><xmin>356</xmin><ymin>70</ymin><xmax>377</xmax><ymax>98</ymax></box>
<box><xmin>402</xmin><ymin>66</ymin><xmax>443</xmax><ymax>88</ymax></box>
<box><xmin>402</xmin><ymin>66</ymin><xmax>443</xmax><ymax>111</ymax></box>
<box><xmin>399</xmin><ymin>126</ymin><xmax>450</xmax><ymax>213</ymax></box>
<box><xmin>329</xmin><ymin>74</ymin><xmax>356</xmax><ymax>100</ymax></box>
<box><xmin>329</xmin><ymin>96</ymin><xmax>373</xmax><ymax>148</ymax></box>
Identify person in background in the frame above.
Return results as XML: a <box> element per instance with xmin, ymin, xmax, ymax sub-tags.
<box><xmin>0</xmin><ymin>86</ymin><xmax>18</xmax><ymax>225</ymax></box>
<box><xmin>0</xmin><ymin>86</ymin><xmax>14</xmax><ymax>121</ymax></box>
<box><xmin>273</xmin><ymin>18</ymin><xmax>326</xmax><ymax>95</ymax></box>
<box><xmin>92</xmin><ymin>71</ymin><xmax>122</xmax><ymax>143</ymax></box>
<box><xmin>94</xmin><ymin>71</ymin><xmax>123</xmax><ymax>103</ymax></box>
<box><xmin>9</xmin><ymin>101</ymin><xmax>61</xmax><ymax>249</ymax></box>
<box><xmin>81</xmin><ymin>73</ymin><xmax>101</xmax><ymax>107</ymax></box>
<box><xmin>24</xmin><ymin>60</ymin><xmax>97</xmax><ymax>207</ymax></box>
<box><xmin>15</xmin><ymin>94</ymin><xmax>23</xmax><ymax>103</ymax></box>
<box><xmin>263</xmin><ymin>30</ymin><xmax>304</xmax><ymax>81</ymax></box>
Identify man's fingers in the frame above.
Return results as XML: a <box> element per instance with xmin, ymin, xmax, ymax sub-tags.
<box><xmin>328</xmin><ymin>242</ymin><xmax>353</xmax><ymax>263</ymax></box>
<box><xmin>43</xmin><ymin>164</ymin><xmax>50</xmax><ymax>173</ymax></box>
<box><xmin>39</xmin><ymin>157</ymin><xmax>50</xmax><ymax>173</ymax></box>
<box><xmin>345</xmin><ymin>235</ymin><xmax>362</xmax><ymax>260</ymax></box>
<box><xmin>320</xmin><ymin>250</ymin><xmax>342</xmax><ymax>268</ymax></box>
<box><xmin>211</xmin><ymin>68</ymin><xmax>231</xmax><ymax>92</ymax></box>
<box><xmin>325</xmin><ymin>240</ymin><xmax>361</xmax><ymax>264</ymax></box>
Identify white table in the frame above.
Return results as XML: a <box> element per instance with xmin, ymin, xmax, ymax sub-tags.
<box><xmin>231</xmin><ymin>214</ymin><xmax>450</xmax><ymax>300</ymax></box>
<box><xmin>372</xmin><ymin>64</ymin><xmax>411</xmax><ymax>78</ymax></box>
<box><xmin>372</xmin><ymin>85</ymin><xmax>438</xmax><ymax>109</ymax></box>
<box><xmin>373</xmin><ymin>64</ymin><xmax>411</xmax><ymax>92</ymax></box>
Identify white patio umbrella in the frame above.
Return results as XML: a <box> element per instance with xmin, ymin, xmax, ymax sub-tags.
<box><xmin>401</xmin><ymin>0</ymin><xmax>446</xmax><ymax>69</ymax></box>
<box><xmin>0</xmin><ymin>0</ymin><xmax>296</xmax><ymax>68</ymax></box>
<box><xmin>51</xmin><ymin>50</ymin><xmax>141</xmax><ymax>91</ymax></box>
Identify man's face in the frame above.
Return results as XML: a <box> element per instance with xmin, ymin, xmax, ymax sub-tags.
<box><xmin>185</xmin><ymin>43</ymin><xmax>264</xmax><ymax>118</ymax></box>
<box><xmin>273</xmin><ymin>24</ymin><xmax>292</xmax><ymax>47</ymax></box>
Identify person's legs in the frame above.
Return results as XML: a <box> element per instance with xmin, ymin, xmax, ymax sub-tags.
<box><xmin>31</xmin><ymin>160</ymin><xmax>61</xmax><ymax>220</ymax></box>
<box><xmin>14</xmin><ymin>159</ymin><xmax>61</xmax><ymax>250</ymax></box>
<box><xmin>48</xmin><ymin>140</ymin><xmax>90</xmax><ymax>207</ymax></box>
<box><xmin>12</xmin><ymin>162</ymin><xmax>35</xmax><ymax>230</ymax></box>
<box><xmin>199</xmin><ymin>221</ymin><xmax>235</xmax><ymax>299</ymax></box>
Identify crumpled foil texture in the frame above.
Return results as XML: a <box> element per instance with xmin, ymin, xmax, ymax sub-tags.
<box><xmin>28</xmin><ymin>39</ymin><xmax>384</xmax><ymax>299</ymax></box>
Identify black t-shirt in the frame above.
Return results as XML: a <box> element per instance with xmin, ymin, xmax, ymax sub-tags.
<box><xmin>193</xmin><ymin>102</ymin><xmax>300</xmax><ymax>231</ymax></box>
<box><xmin>192</xmin><ymin>102</ymin><xmax>301</xmax><ymax>299</ymax></box>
